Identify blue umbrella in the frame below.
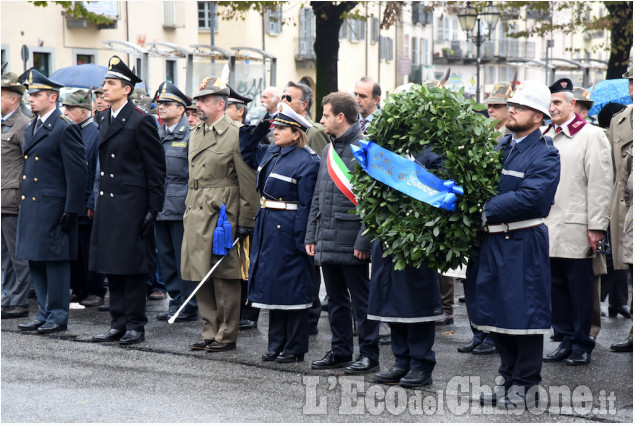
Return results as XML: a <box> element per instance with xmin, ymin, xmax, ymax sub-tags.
<box><xmin>49</xmin><ymin>64</ymin><xmax>107</xmax><ymax>89</ymax></box>
<box><xmin>587</xmin><ymin>79</ymin><xmax>632</xmax><ymax>116</ymax></box>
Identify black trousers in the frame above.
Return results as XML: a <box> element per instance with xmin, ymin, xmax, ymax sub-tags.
<box><xmin>322</xmin><ymin>263</ymin><xmax>379</xmax><ymax>360</ymax></box>
<box><xmin>550</xmin><ymin>257</ymin><xmax>595</xmax><ymax>353</ymax></box>
<box><xmin>70</xmin><ymin>221</ymin><xmax>105</xmax><ymax>299</ymax></box>
<box><xmin>491</xmin><ymin>333</ymin><xmax>543</xmax><ymax>390</ymax></box>
<box><xmin>600</xmin><ymin>265</ymin><xmax>629</xmax><ymax>308</ymax></box>
<box><xmin>108</xmin><ymin>274</ymin><xmax>148</xmax><ymax>332</ymax></box>
<box><xmin>268</xmin><ymin>309</ymin><xmax>309</xmax><ymax>355</ymax></box>
<box><xmin>390</xmin><ymin>322</ymin><xmax>436</xmax><ymax>372</ymax></box>
<box><xmin>307</xmin><ymin>266</ymin><xmax>322</xmax><ymax>331</ymax></box>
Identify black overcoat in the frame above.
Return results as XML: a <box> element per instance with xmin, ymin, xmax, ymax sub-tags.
<box><xmin>89</xmin><ymin>101</ymin><xmax>166</xmax><ymax>274</ymax></box>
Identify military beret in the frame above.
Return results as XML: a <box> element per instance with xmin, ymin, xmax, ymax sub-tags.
<box><xmin>2</xmin><ymin>72</ymin><xmax>26</xmax><ymax>95</ymax></box>
<box><xmin>62</xmin><ymin>90</ymin><xmax>92</xmax><ymax>110</ymax></box>
<box><xmin>549</xmin><ymin>78</ymin><xmax>573</xmax><ymax>94</ymax></box>
<box><xmin>104</xmin><ymin>55</ymin><xmax>142</xmax><ymax>85</ymax></box>
<box><xmin>192</xmin><ymin>76</ymin><xmax>230</xmax><ymax>99</ymax></box>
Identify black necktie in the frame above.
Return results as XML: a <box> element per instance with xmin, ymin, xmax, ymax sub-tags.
<box><xmin>33</xmin><ymin>118</ymin><xmax>43</xmax><ymax>135</ymax></box>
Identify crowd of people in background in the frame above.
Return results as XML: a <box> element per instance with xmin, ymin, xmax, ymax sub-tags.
<box><xmin>1</xmin><ymin>55</ymin><xmax>632</xmax><ymax>405</ymax></box>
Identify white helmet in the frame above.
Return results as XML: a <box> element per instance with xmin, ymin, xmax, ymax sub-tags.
<box><xmin>508</xmin><ymin>80</ymin><xmax>551</xmax><ymax>119</ymax></box>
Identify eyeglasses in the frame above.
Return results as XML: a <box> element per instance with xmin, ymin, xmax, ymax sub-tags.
<box><xmin>506</xmin><ymin>103</ymin><xmax>535</xmax><ymax>113</ymax></box>
<box><xmin>282</xmin><ymin>94</ymin><xmax>293</xmax><ymax>102</ymax></box>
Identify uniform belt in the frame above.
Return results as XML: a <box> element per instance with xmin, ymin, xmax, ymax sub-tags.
<box><xmin>188</xmin><ymin>178</ymin><xmax>238</xmax><ymax>189</ymax></box>
<box><xmin>260</xmin><ymin>197</ymin><xmax>298</xmax><ymax>211</ymax></box>
<box><xmin>485</xmin><ymin>218</ymin><xmax>543</xmax><ymax>234</ymax></box>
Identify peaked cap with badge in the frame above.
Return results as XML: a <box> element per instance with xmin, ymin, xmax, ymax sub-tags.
<box><xmin>104</xmin><ymin>55</ymin><xmax>142</xmax><ymax>85</ymax></box>
<box><xmin>484</xmin><ymin>82</ymin><xmax>512</xmax><ymax>104</ymax></box>
<box><xmin>157</xmin><ymin>81</ymin><xmax>191</xmax><ymax>106</ymax></box>
<box><xmin>272</xmin><ymin>103</ymin><xmax>312</xmax><ymax>132</ymax></box>
<box><xmin>549</xmin><ymin>78</ymin><xmax>573</xmax><ymax>94</ymax></box>
<box><xmin>2</xmin><ymin>72</ymin><xmax>26</xmax><ymax>95</ymax></box>
<box><xmin>192</xmin><ymin>76</ymin><xmax>230</xmax><ymax>99</ymax></box>
<box><xmin>62</xmin><ymin>90</ymin><xmax>92</xmax><ymax>110</ymax></box>
<box><xmin>18</xmin><ymin>68</ymin><xmax>64</xmax><ymax>94</ymax></box>
<box><xmin>227</xmin><ymin>86</ymin><xmax>252</xmax><ymax>106</ymax></box>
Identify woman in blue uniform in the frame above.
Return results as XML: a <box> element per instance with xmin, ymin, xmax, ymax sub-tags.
<box><xmin>240</xmin><ymin>103</ymin><xmax>320</xmax><ymax>363</ymax></box>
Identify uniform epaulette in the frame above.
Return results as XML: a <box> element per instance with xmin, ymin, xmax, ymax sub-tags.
<box><xmin>135</xmin><ymin>105</ymin><xmax>148</xmax><ymax>115</ymax></box>
<box><xmin>303</xmin><ymin>145</ymin><xmax>320</xmax><ymax>160</ymax></box>
<box><xmin>230</xmin><ymin>121</ymin><xmax>243</xmax><ymax>129</ymax></box>
<box><xmin>59</xmin><ymin>114</ymin><xmax>72</xmax><ymax>123</ymax></box>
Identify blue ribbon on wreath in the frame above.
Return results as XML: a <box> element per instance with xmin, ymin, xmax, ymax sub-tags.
<box><xmin>351</xmin><ymin>140</ymin><xmax>464</xmax><ymax>211</ymax></box>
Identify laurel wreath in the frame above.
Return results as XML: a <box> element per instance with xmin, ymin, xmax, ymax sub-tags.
<box><xmin>351</xmin><ymin>85</ymin><xmax>503</xmax><ymax>272</ymax></box>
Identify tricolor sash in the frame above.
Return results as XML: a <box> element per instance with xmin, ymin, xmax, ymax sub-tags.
<box><xmin>327</xmin><ymin>143</ymin><xmax>357</xmax><ymax>205</ymax></box>
<box><xmin>351</xmin><ymin>140</ymin><xmax>464</xmax><ymax>211</ymax></box>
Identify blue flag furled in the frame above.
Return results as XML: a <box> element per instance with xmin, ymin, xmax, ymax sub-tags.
<box><xmin>212</xmin><ymin>203</ymin><xmax>234</xmax><ymax>256</ymax></box>
<box><xmin>351</xmin><ymin>140</ymin><xmax>464</xmax><ymax>211</ymax></box>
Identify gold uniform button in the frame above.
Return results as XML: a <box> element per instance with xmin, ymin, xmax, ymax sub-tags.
<box><xmin>279</xmin><ymin>198</ymin><xmax>282</xmax><ymax>201</ymax></box>
<box><xmin>505</xmin><ymin>235</ymin><xmax>510</xmax><ymax>240</ymax></box>
<box><xmin>32</xmin><ymin>197</ymin><xmax>36</xmax><ymax>201</ymax></box>
<box><xmin>276</xmin><ymin>225</ymin><xmax>280</xmax><ymax>229</ymax></box>
<box><xmin>24</xmin><ymin>155</ymin><xmax>28</xmax><ymax>159</ymax></box>
<box><xmin>34</xmin><ymin>178</ymin><xmax>38</xmax><ymax>182</ymax></box>
<box><xmin>21</xmin><ymin>195</ymin><xmax>25</xmax><ymax>200</ymax></box>
<box><xmin>22</xmin><ymin>175</ymin><xmax>26</xmax><ymax>180</ymax></box>
<box><xmin>35</xmin><ymin>157</ymin><xmax>39</xmax><ymax>161</ymax></box>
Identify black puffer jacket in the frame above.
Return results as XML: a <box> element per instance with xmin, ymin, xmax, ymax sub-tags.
<box><xmin>304</xmin><ymin>122</ymin><xmax>370</xmax><ymax>265</ymax></box>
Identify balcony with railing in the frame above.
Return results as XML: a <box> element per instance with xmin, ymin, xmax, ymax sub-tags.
<box><xmin>432</xmin><ymin>39</ymin><xmax>536</xmax><ymax>64</ymax></box>
<box><xmin>295</xmin><ymin>37</ymin><xmax>315</xmax><ymax>68</ymax></box>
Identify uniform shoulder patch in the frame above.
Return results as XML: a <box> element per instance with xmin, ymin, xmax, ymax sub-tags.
<box><xmin>134</xmin><ymin>106</ymin><xmax>148</xmax><ymax>115</ymax></box>
<box><xmin>59</xmin><ymin>114</ymin><xmax>72</xmax><ymax>123</ymax></box>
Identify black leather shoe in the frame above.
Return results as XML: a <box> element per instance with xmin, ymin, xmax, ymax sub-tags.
<box><xmin>399</xmin><ymin>370</ymin><xmax>432</xmax><ymax>388</ymax></box>
<box><xmin>543</xmin><ymin>347</ymin><xmax>571</xmax><ymax>362</ymax></box>
<box><xmin>472</xmin><ymin>342</ymin><xmax>497</xmax><ymax>355</ymax></box>
<box><xmin>18</xmin><ymin>319</ymin><xmax>45</xmax><ymax>331</ymax></box>
<box><xmin>238</xmin><ymin>319</ymin><xmax>257</xmax><ymax>330</ymax></box>
<box><xmin>261</xmin><ymin>351</ymin><xmax>280</xmax><ymax>361</ymax></box>
<box><xmin>610</xmin><ymin>337</ymin><xmax>633</xmax><ymax>352</ymax></box>
<box><xmin>93</xmin><ymin>328</ymin><xmax>126</xmax><ymax>342</ymax></box>
<box><xmin>188</xmin><ymin>339</ymin><xmax>213</xmax><ymax>350</ymax></box>
<box><xmin>479</xmin><ymin>392</ymin><xmax>503</xmax><ymax>406</ymax></box>
<box><xmin>373</xmin><ymin>367</ymin><xmax>408</xmax><ymax>385</ymax></box>
<box><xmin>2</xmin><ymin>306</ymin><xmax>29</xmax><ymax>319</ymax></box>
<box><xmin>98</xmin><ymin>304</ymin><xmax>110</xmax><ymax>312</ymax></box>
<box><xmin>276</xmin><ymin>353</ymin><xmax>304</xmax><ymax>363</ymax></box>
<box><xmin>457</xmin><ymin>340</ymin><xmax>481</xmax><ymax>353</ymax></box>
<box><xmin>608</xmin><ymin>305</ymin><xmax>631</xmax><ymax>318</ymax></box>
<box><xmin>321</xmin><ymin>295</ymin><xmax>329</xmax><ymax>311</ymax></box>
<box><xmin>36</xmin><ymin>323</ymin><xmax>67</xmax><ymax>334</ymax></box>
<box><xmin>119</xmin><ymin>330</ymin><xmax>145</xmax><ymax>345</ymax></box>
<box><xmin>550</xmin><ymin>334</ymin><xmax>564</xmax><ymax>342</ymax></box>
<box><xmin>158</xmin><ymin>311</ymin><xmax>198</xmax><ymax>322</ymax></box>
<box><xmin>311</xmin><ymin>351</ymin><xmax>353</xmax><ymax>369</ymax></box>
<box><xmin>156</xmin><ymin>311</ymin><xmax>173</xmax><ymax>321</ymax></box>
<box><xmin>204</xmin><ymin>341</ymin><xmax>236</xmax><ymax>352</ymax></box>
<box><xmin>564</xmin><ymin>350</ymin><xmax>590</xmax><ymax>366</ymax></box>
<box><xmin>345</xmin><ymin>356</ymin><xmax>380</xmax><ymax>375</ymax></box>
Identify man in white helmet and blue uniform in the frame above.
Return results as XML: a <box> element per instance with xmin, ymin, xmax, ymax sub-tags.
<box><xmin>465</xmin><ymin>80</ymin><xmax>561</xmax><ymax>409</ymax></box>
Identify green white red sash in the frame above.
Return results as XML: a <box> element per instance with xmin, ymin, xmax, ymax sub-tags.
<box><xmin>326</xmin><ymin>143</ymin><xmax>357</xmax><ymax>205</ymax></box>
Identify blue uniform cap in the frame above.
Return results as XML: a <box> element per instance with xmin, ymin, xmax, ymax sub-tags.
<box><xmin>18</xmin><ymin>68</ymin><xmax>64</xmax><ymax>94</ymax></box>
<box><xmin>156</xmin><ymin>81</ymin><xmax>191</xmax><ymax>106</ymax></box>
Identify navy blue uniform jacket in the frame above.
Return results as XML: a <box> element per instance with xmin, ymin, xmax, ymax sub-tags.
<box><xmin>157</xmin><ymin>114</ymin><xmax>189</xmax><ymax>221</ymax></box>
<box><xmin>240</xmin><ymin>126</ymin><xmax>320</xmax><ymax>309</ymax></box>
<box><xmin>465</xmin><ymin>129</ymin><xmax>560</xmax><ymax>334</ymax></box>
<box><xmin>16</xmin><ymin>109</ymin><xmax>86</xmax><ymax>261</ymax></box>
<box><xmin>89</xmin><ymin>101</ymin><xmax>166</xmax><ymax>275</ymax></box>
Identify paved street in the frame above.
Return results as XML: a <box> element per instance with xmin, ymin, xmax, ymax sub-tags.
<box><xmin>2</xmin><ymin>284</ymin><xmax>632</xmax><ymax>422</ymax></box>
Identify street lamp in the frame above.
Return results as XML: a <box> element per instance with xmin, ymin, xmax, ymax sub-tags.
<box><xmin>459</xmin><ymin>2</ymin><xmax>500</xmax><ymax>102</ymax></box>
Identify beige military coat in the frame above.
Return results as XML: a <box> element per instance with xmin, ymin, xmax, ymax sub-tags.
<box><xmin>1</xmin><ymin>108</ymin><xmax>30</xmax><ymax>214</ymax></box>
<box><xmin>181</xmin><ymin>114</ymin><xmax>259</xmax><ymax>281</ymax></box>
<box><xmin>305</xmin><ymin>116</ymin><xmax>329</xmax><ymax>159</ymax></box>
<box><xmin>620</xmin><ymin>146</ymin><xmax>632</xmax><ymax>265</ymax></box>
<box><xmin>608</xmin><ymin>105</ymin><xmax>633</xmax><ymax>269</ymax></box>
<box><xmin>543</xmin><ymin>116</ymin><xmax>613</xmax><ymax>258</ymax></box>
